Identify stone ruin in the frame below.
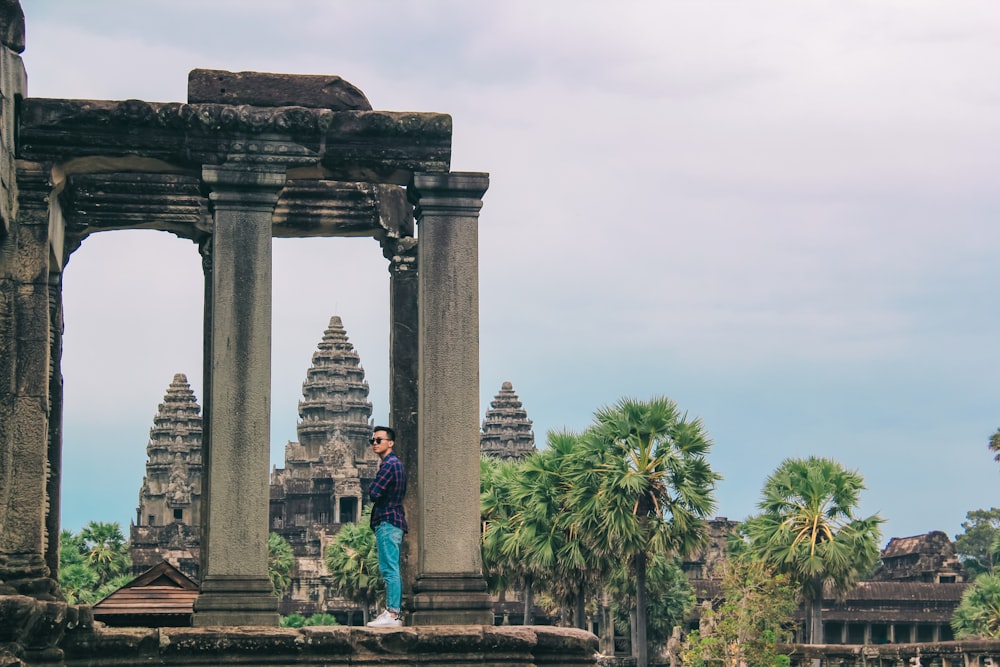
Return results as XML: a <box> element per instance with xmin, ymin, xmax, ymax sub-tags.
<box><xmin>0</xmin><ymin>2</ymin><xmax>597</xmax><ymax>664</ymax></box>
<box><xmin>132</xmin><ymin>318</ymin><xmax>540</xmax><ymax>622</ymax></box>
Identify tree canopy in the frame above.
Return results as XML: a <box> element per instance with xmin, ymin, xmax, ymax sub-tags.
<box><xmin>952</xmin><ymin>572</ymin><xmax>1000</xmax><ymax>639</ymax></box>
<box><xmin>741</xmin><ymin>456</ymin><xmax>883</xmax><ymax>644</ymax></box>
<box><xmin>955</xmin><ymin>508</ymin><xmax>1000</xmax><ymax>578</ymax></box>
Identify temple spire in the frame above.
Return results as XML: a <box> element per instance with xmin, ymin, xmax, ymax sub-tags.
<box><xmin>136</xmin><ymin>373</ymin><xmax>203</xmax><ymax>528</ymax></box>
<box><xmin>480</xmin><ymin>381</ymin><xmax>535</xmax><ymax>461</ymax></box>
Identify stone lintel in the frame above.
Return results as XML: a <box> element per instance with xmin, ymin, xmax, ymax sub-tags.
<box><xmin>188</xmin><ymin>69</ymin><xmax>372</xmax><ymax>111</ymax></box>
<box><xmin>272</xmin><ymin>180</ymin><xmax>410</xmax><ymax>239</ymax></box>
<box><xmin>19</xmin><ymin>99</ymin><xmax>451</xmax><ymax>184</ymax></box>
<box><xmin>60</xmin><ymin>172</ymin><xmax>205</xmax><ymax>242</ymax></box>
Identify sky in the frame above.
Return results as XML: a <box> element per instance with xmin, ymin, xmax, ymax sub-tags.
<box><xmin>19</xmin><ymin>1</ymin><xmax>1000</xmax><ymax>546</ymax></box>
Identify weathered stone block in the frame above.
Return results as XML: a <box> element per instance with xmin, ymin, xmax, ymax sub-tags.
<box><xmin>61</xmin><ymin>626</ymin><xmax>158</xmax><ymax>661</ymax></box>
<box><xmin>159</xmin><ymin>627</ymin><xmax>302</xmax><ymax>660</ymax></box>
<box><xmin>0</xmin><ymin>0</ymin><xmax>25</xmax><ymax>53</ymax></box>
<box><xmin>188</xmin><ymin>69</ymin><xmax>372</xmax><ymax>111</ymax></box>
<box><xmin>532</xmin><ymin>626</ymin><xmax>600</xmax><ymax>664</ymax></box>
<box><xmin>297</xmin><ymin>625</ymin><xmax>355</xmax><ymax>656</ymax></box>
<box><xmin>10</xmin><ymin>224</ymin><xmax>48</xmax><ymax>285</ymax></box>
<box><xmin>13</xmin><ymin>285</ymin><xmax>49</xmax><ymax>399</ymax></box>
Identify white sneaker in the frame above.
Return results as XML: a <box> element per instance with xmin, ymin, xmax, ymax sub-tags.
<box><xmin>366</xmin><ymin>609</ymin><xmax>402</xmax><ymax>628</ymax></box>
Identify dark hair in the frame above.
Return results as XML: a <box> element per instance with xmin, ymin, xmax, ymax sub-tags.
<box><xmin>373</xmin><ymin>425</ymin><xmax>396</xmax><ymax>441</ymax></box>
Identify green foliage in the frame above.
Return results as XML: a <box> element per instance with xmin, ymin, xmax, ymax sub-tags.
<box><xmin>280</xmin><ymin>613</ymin><xmax>306</xmax><ymax>628</ymax></box>
<box><xmin>742</xmin><ymin>456</ymin><xmax>883</xmax><ymax>644</ymax></box>
<box><xmin>480</xmin><ymin>455</ymin><xmax>527</xmax><ymax>596</ymax></box>
<box><xmin>952</xmin><ymin>572</ymin><xmax>1000</xmax><ymax>638</ymax></box>
<box><xmin>989</xmin><ymin>427</ymin><xmax>1000</xmax><ymax>464</ymax></box>
<box><xmin>680</xmin><ymin>559</ymin><xmax>798</xmax><ymax>667</ymax></box>
<box><xmin>955</xmin><ymin>508</ymin><xmax>1000</xmax><ymax>577</ymax></box>
<box><xmin>280</xmin><ymin>612</ymin><xmax>339</xmax><ymax>627</ymax></box>
<box><xmin>496</xmin><ymin>431</ymin><xmax>598</xmax><ymax>624</ymax></box>
<box><xmin>79</xmin><ymin>521</ymin><xmax>131</xmax><ymax>585</ymax></box>
<box><xmin>59</xmin><ymin>522</ymin><xmax>131</xmax><ymax>604</ymax></box>
<box><xmin>303</xmin><ymin>612</ymin><xmax>339</xmax><ymax>626</ymax></box>
<box><xmin>59</xmin><ymin>563</ymin><xmax>99</xmax><ymax>605</ymax></box>
<box><xmin>480</xmin><ymin>396</ymin><xmax>720</xmax><ymax>667</ymax></box>
<box><xmin>325</xmin><ymin>506</ymin><xmax>382</xmax><ymax>611</ymax></box>
<box><xmin>580</xmin><ymin>397</ymin><xmax>719</xmax><ymax>666</ymax></box>
<box><xmin>268</xmin><ymin>532</ymin><xmax>295</xmax><ymax>596</ymax></box>
<box><xmin>606</xmin><ymin>551</ymin><xmax>694</xmax><ymax>646</ymax></box>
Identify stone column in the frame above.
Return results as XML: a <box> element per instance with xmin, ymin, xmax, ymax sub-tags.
<box><xmin>407</xmin><ymin>171</ymin><xmax>493</xmax><ymax>625</ymax></box>
<box><xmin>384</xmin><ymin>233</ymin><xmax>419</xmax><ymax>611</ymax></box>
<box><xmin>193</xmin><ymin>164</ymin><xmax>284</xmax><ymax>626</ymax></box>
<box><xmin>44</xmin><ymin>270</ymin><xmax>63</xmax><ymax>582</ymax></box>
<box><xmin>0</xmin><ymin>162</ymin><xmax>58</xmax><ymax>600</ymax></box>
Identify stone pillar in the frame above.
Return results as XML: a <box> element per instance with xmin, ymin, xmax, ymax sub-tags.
<box><xmin>407</xmin><ymin>171</ymin><xmax>493</xmax><ymax>625</ymax></box>
<box><xmin>0</xmin><ymin>162</ymin><xmax>59</xmax><ymax>600</ymax></box>
<box><xmin>44</xmin><ymin>270</ymin><xmax>63</xmax><ymax>582</ymax></box>
<box><xmin>193</xmin><ymin>164</ymin><xmax>284</xmax><ymax>626</ymax></box>
<box><xmin>384</xmin><ymin>233</ymin><xmax>419</xmax><ymax>611</ymax></box>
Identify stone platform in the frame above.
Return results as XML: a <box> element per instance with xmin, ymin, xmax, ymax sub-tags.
<box><xmin>2</xmin><ymin>598</ymin><xmax>598</xmax><ymax>667</ymax></box>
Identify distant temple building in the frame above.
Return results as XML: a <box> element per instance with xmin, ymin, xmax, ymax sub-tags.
<box><xmin>872</xmin><ymin>531</ymin><xmax>965</xmax><ymax>583</ymax></box>
<box><xmin>480</xmin><ymin>381</ymin><xmax>535</xmax><ymax>460</ymax></box>
<box><xmin>130</xmin><ymin>374</ymin><xmax>203</xmax><ymax>580</ymax></box>
<box><xmin>268</xmin><ymin>315</ymin><xmax>380</xmax><ymax>617</ymax></box>
<box><xmin>684</xmin><ymin>523</ymin><xmax>968</xmax><ymax>645</ymax></box>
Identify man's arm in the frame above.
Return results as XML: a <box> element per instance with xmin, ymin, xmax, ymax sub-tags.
<box><xmin>369</xmin><ymin>463</ymin><xmax>391</xmax><ymax>501</ymax></box>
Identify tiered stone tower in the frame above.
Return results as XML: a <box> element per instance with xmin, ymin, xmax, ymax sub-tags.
<box><xmin>269</xmin><ymin>315</ymin><xmax>379</xmax><ymax>616</ymax></box>
<box><xmin>480</xmin><ymin>381</ymin><xmax>535</xmax><ymax>460</ymax></box>
<box><xmin>131</xmin><ymin>374</ymin><xmax>203</xmax><ymax>580</ymax></box>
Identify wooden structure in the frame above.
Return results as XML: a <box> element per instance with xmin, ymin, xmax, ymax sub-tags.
<box><xmin>92</xmin><ymin>561</ymin><xmax>198</xmax><ymax>628</ymax></box>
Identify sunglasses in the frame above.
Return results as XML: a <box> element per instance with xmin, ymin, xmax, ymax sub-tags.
<box><xmin>369</xmin><ymin>437</ymin><xmax>391</xmax><ymax>444</ymax></box>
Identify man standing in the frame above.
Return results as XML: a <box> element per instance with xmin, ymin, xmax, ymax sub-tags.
<box><xmin>366</xmin><ymin>426</ymin><xmax>407</xmax><ymax>627</ymax></box>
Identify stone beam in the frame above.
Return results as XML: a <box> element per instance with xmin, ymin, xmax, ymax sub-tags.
<box><xmin>272</xmin><ymin>180</ymin><xmax>411</xmax><ymax>239</ymax></box>
<box><xmin>54</xmin><ymin>173</ymin><xmax>412</xmax><ymax>242</ymax></box>
<box><xmin>188</xmin><ymin>69</ymin><xmax>372</xmax><ymax>111</ymax></box>
<box><xmin>19</xmin><ymin>99</ymin><xmax>451</xmax><ymax>184</ymax></box>
<box><xmin>59</xmin><ymin>172</ymin><xmax>206</xmax><ymax>242</ymax></box>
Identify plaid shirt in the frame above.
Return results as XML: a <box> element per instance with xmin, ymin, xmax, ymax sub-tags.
<box><xmin>369</xmin><ymin>451</ymin><xmax>408</xmax><ymax>532</ymax></box>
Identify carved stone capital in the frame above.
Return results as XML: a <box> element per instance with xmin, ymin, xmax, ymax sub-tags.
<box><xmin>384</xmin><ymin>236</ymin><xmax>418</xmax><ymax>275</ymax></box>
<box><xmin>408</xmin><ymin>171</ymin><xmax>489</xmax><ymax>220</ymax></box>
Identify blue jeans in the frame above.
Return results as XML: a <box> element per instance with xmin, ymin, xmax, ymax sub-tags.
<box><xmin>375</xmin><ymin>522</ymin><xmax>404</xmax><ymax>613</ymax></box>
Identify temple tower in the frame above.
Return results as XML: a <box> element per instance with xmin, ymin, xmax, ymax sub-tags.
<box><xmin>269</xmin><ymin>316</ymin><xmax>379</xmax><ymax>617</ymax></box>
<box><xmin>271</xmin><ymin>315</ymin><xmax>377</xmax><ymax>531</ymax></box>
<box><xmin>131</xmin><ymin>374</ymin><xmax>203</xmax><ymax>579</ymax></box>
<box><xmin>480</xmin><ymin>381</ymin><xmax>535</xmax><ymax>461</ymax></box>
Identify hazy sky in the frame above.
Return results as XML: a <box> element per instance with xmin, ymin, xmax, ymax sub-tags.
<box><xmin>20</xmin><ymin>1</ymin><xmax>1000</xmax><ymax>545</ymax></box>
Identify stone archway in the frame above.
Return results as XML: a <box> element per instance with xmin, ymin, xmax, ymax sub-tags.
<box><xmin>0</xmin><ymin>65</ymin><xmax>491</xmax><ymax>632</ymax></box>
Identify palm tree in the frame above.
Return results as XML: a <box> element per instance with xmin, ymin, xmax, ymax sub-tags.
<box><xmin>952</xmin><ymin>572</ymin><xmax>1000</xmax><ymax>638</ymax></box>
<box><xmin>743</xmin><ymin>456</ymin><xmax>883</xmax><ymax>644</ymax></box>
<box><xmin>605</xmin><ymin>549</ymin><xmax>693</xmax><ymax>652</ymax></box>
<box><xmin>989</xmin><ymin>428</ymin><xmax>1000</xmax><ymax>464</ymax></box>
<box><xmin>59</xmin><ymin>562</ymin><xmax>99</xmax><ymax>604</ymax></box>
<box><xmin>325</xmin><ymin>508</ymin><xmax>382</xmax><ymax>622</ymax></box>
<box><xmin>268</xmin><ymin>532</ymin><xmax>295</xmax><ymax>596</ymax></box>
<box><xmin>507</xmin><ymin>431</ymin><xmax>600</xmax><ymax>629</ymax></box>
<box><xmin>78</xmin><ymin>521</ymin><xmax>130</xmax><ymax>587</ymax></box>
<box><xmin>481</xmin><ymin>456</ymin><xmax>531</xmax><ymax>615</ymax></box>
<box><xmin>574</xmin><ymin>396</ymin><xmax>720</xmax><ymax>667</ymax></box>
